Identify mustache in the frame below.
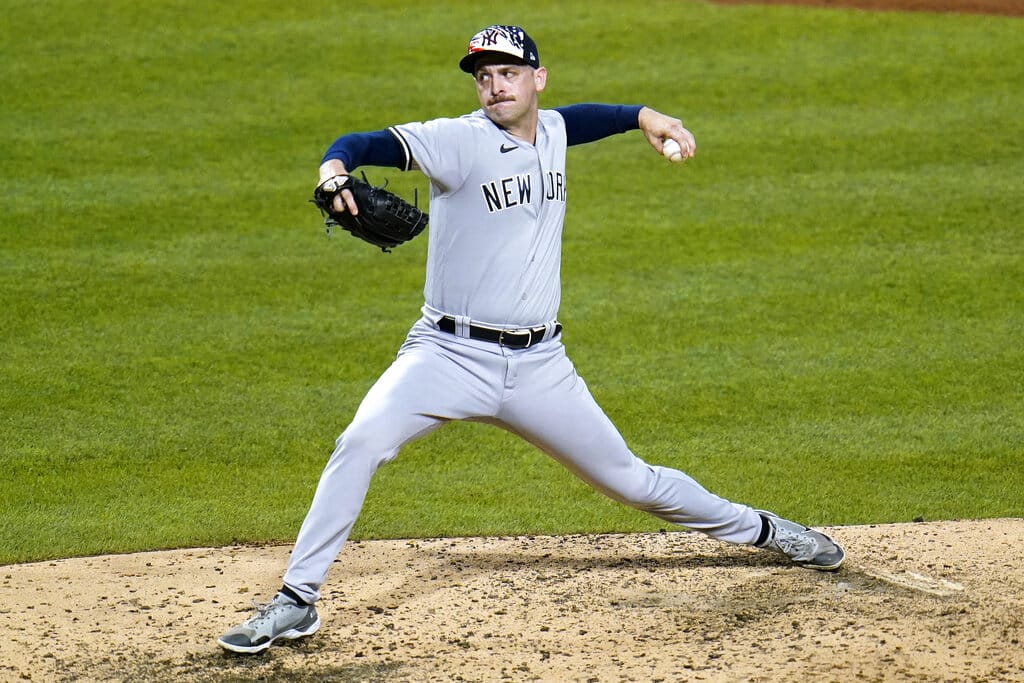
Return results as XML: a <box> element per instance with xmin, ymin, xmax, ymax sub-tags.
<box><xmin>487</xmin><ymin>96</ymin><xmax>514</xmax><ymax>105</ymax></box>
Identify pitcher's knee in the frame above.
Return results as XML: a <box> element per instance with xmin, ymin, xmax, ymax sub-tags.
<box><xmin>600</xmin><ymin>464</ymin><xmax>665</xmax><ymax>510</ymax></box>
<box><xmin>331</xmin><ymin>423</ymin><xmax>401</xmax><ymax>469</ymax></box>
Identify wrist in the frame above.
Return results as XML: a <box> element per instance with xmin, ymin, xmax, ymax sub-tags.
<box><xmin>319</xmin><ymin>159</ymin><xmax>349</xmax><ymax>183</ymax></box>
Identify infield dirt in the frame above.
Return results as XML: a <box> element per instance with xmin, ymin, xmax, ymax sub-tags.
<box><xmin>2</xmin><ymin>519</ymin><xmax>1023</xmax><ymax>682</ymax></box>
<box><xmin>3</xmin><ymin>0</ymin><xmax>1020</xmax><ymax>680</ymax></box>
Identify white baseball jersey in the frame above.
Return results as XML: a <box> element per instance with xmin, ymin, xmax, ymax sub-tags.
<box><xmin>391</xmin><ymin>109</ymin><xmax>568</xmax><ymax>328</ymax></box>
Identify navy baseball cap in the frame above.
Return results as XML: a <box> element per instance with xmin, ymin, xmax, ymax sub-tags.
<box><xmin>459</xmin><ymin>25</ymin><xmax>540</xmax><ymax>74</ymax></box>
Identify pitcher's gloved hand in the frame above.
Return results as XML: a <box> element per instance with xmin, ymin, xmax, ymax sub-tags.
<box><xmin>311</xmin><ymin>174</ymin><xmax>428</xmax><ymax>253</ymax></box>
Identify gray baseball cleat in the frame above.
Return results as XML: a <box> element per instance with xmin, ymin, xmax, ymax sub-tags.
<box><xmin>755</xmin><ymin>510</ymin><xmax>845</xmax><ymax>571</ymax></box>
<box><xmin>217</xmin><ymin>592</ymin><xmax>320</xmax><ymax>654</ymax></box>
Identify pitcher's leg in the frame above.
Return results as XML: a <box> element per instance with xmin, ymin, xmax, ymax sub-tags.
<box><xmin>284</xmin><ymin>333</ymin><xmax>501</xmax><ymax>603</ymax></box>
<box><xmin>498</xmin><ymin>346</ymin><xmax>762</xmax><ymax>544</ymax></box>
<box><xmin>283</xmin><ymin>409</ymin><xmax>441</xmax><ymax>604</ymax></box>
<box><xmin>513</xmin><ymin>382</ymin><xmax>846</xmax><ymax>570</ymax></box>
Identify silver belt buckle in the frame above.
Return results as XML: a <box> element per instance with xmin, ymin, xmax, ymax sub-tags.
<box><xmin>499</xmin><ymin>327</ymin><xmax>533</xmax><ymax>348</ymax></box>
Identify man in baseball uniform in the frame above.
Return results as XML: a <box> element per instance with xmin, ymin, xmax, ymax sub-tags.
<box><xmin>218</xmin><ymin>24</ymin><xmax>845</xmax><ymax>654</ymax></box>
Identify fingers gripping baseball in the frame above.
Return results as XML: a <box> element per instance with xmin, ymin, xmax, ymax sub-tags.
<box><xmin>638</xmin><ymin>106</ymin><xmax>696</xmax><ymax>162</ymax></box>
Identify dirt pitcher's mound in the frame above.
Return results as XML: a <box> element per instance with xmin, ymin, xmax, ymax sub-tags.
<box><xmin>1</xmin><ymin>519</ymin><xmax>1022</xmax><ymax>682</ymax></box>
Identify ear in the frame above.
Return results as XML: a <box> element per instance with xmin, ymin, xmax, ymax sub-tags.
<box><xmin>534</xmin><ymin>66</ymin><xmax>548</xmax><ymax>93</ymax></box>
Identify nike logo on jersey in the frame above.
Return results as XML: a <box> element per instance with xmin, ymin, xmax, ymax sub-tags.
<box><xmin>499</xmin><ymin>144</ymin><xmax>518</xmax><ymax>154</ymax></box>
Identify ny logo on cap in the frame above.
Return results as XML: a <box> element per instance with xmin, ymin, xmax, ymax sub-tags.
<box><xmin>479</xmin><ymin>26</ymin><xmax>525</xmax><ymax>49</ymax></box>
<box><xmin>460</xmin><ymin>24</ymin><xmax>539</xmax><ymax>73</ymax></box>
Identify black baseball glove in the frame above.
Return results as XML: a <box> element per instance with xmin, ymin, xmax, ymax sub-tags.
<box><xmin>311</xmin><ymin>174</ymin><xmax>428</xmax><ymax>252</ymax></box>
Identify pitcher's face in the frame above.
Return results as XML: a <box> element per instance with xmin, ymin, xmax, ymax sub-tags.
<box><xmin>474</xmin><ymin>60</ymin><xmax>547</xmax><ymax>132</ymax></box>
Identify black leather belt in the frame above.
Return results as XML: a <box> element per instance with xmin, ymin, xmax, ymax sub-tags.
<box><xmin>437</xmin><ymin>316</ymin><xmax>562</xmax><ymax>349</ymax></box>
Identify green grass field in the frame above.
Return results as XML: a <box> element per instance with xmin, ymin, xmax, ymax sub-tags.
<box><xmin>2</xmin><ymin>0</ymin><xmax>1022</xmax><ymax>565</ymax></box>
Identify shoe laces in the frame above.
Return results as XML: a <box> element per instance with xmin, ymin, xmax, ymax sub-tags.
<box><xmin>245</xmin><ymin>598</ymin><xmax>284</xmax><ymax>627</ymax></box>
<box><xmin>772</xmin><ymin>525</ymin><xmax>819</xmax><ymax>560</ymax></box>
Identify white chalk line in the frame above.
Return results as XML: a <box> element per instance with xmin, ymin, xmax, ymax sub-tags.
<box><xmin>858</xmin><ymin>567</ymin><xmax>965</xmax><ymax>597</ymax></box>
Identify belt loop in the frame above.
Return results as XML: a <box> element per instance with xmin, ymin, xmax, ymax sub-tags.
<box><xmin>454</xmin><ymin>315</ymin><xmax>471</xmax><ymax>339</ymax></box>
<box><xmin>542</xmin><ymin>321</ymin><xmax>556</xmax><ymax>342</ymax></box>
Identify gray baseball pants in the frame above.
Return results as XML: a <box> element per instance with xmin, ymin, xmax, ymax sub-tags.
<box><xmin>283</xmin><ymin>317</ymin><xmax>762</xmax><ymax>603</ymax></box>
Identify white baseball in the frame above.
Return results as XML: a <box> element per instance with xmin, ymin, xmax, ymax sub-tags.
<box><xmin>662</xmin><ymin>138</ymin><xmax>685</xmax><ymax>163</ymax></box>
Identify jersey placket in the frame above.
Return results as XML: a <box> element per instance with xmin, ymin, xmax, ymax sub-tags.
<box><xmin>508</xmin><ymin>139</ymin><xmax>549</xmax><ymax>322</ymax></box>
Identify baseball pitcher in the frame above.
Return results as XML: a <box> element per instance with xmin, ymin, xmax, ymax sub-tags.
<box><xmin>218</xmin><ymin>24</ymin><xmax>845</xmax><ymax>654</ymax></box>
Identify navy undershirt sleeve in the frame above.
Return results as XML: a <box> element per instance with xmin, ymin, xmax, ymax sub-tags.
<box><xmin>554</xmin><ymin>104</ymin><xmax>644</xmax><ymax>146</ymax></box>
<box><xmin>321</xmin><ymin>129</ymin><xmax>407</xmax><ymax>170</ymax></box>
